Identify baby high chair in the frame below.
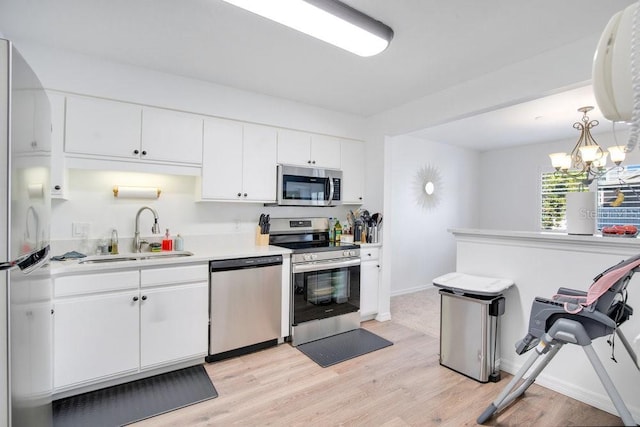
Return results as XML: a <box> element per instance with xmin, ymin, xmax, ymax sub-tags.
<box><xmin>477</xmin><ymin>254</ymin><xmax>640</xmax><ymax>426</ymax></box>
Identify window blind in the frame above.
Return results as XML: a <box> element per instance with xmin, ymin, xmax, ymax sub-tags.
<box><xmin>540</xmin><ymin>172</ymin><xmax>587</xmax><ymax>230</ymax></box>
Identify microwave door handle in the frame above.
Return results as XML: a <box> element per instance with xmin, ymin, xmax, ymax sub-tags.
<box><xmin>326</xmin><ymin>176</ymin><xmax>335</xmax><ymax>206</ymax></box>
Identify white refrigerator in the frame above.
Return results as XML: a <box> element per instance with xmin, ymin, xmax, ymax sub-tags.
<box><xmin>0</xmin><ymin>38</ymin><xmax>52</xmax><ymax>426</ymax></box>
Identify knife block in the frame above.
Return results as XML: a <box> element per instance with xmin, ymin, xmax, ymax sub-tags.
<box><xmin>255</xmin><ymin>226</ymin><xmax>269</xmax><ymax>246</ymax></box>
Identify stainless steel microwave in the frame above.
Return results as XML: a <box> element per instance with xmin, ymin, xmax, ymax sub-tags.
<box><xmin>277</xmin><ymin>164</ymin><xmax>342</xmax><ymax>206</ymax></box>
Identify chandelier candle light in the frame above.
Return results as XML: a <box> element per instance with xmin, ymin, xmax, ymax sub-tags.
<box><xmin>549</xmin><ymin>106</ymin><xmax>626</xmax><ymax>184</ymax></box>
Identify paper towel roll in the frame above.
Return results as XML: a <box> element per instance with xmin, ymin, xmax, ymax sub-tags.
<box><xmin>27</xmin><ymin>183</ymin><xmax>43</xmax><ymax>199</ymax></box>
<box><xmin>113</xmin><ymin>186</ymin><xmax>161</xmax><ymax>199</ymax></box>
<box><xmin>566</xmin><ymin>192</ymin><xmax>596</xmax><ymax>235</ymax></box>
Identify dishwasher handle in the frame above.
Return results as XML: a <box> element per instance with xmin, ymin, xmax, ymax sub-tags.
<box><xmin>210</xmin><ymin>255</ymin><xmax>283</xmax><ymax>272</ymax></box>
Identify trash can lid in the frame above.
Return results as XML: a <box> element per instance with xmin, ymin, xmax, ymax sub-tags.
<box><xmin>433</xmin><ymin>272</ymin><xmax>514</xmax><ymax>297</ymax></box>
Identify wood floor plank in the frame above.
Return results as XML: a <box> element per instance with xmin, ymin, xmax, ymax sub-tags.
<box><xmin>131</xmin><ymin>289</ymin><xmax>625</xmax><ymax>426</ymax></box>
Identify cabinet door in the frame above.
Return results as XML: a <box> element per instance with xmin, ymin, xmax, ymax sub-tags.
<box><xmin>276</xmin><ymin>129</ymin><xmax>311</xmax><ymax>166</ymax></box>
<box><xmin>340</xmin><ymin>139</ymin><xmax>364</xmax><ymax>204</ymax></box>
<box><xmin>242</xmin><ymin>124</ymin><xmax>277</xmax><ymax>202</ymax></box>
<box><xmin>65</xmin><ymin>95</ymin><xmax>142</xmax><ymax>159</ymax></box>
<box><xmin>48</xmin><ymin>92</ymin><xmax>67</xmax><ymax>198</ymax></box>
<box><xmin>53</xmin><ymin>291</ymin><xmax>139</xmax><ymax>390</ymax></box>
<box><xmin>12</xmin><ymin>85</ymin><xmax>52</xmax><ymax>154</ymax></box>
<box><xmin>201</xmin><ymin>118</ymin><xmax>243</xmax><ymax>200</ymax></box>
<box><xmin>310</xmin><ymin>134</ymin><xmax>341</xmax><ymax>169</ymax></box>
<box><xmin>360</xmin><ymin>260</ymin><xmax>380</xmax><ymax>317</ymax></box>
<box><xmin>140</xmin><ymin>282</ymin><xmax>208</xmax><ymax>368</ymax></box>
<box><xmin>141</xmin><ymin>107</ymin><xmax>203</xmax><ymax>164</ymax></box>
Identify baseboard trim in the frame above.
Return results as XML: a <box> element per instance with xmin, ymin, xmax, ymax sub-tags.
<box><xmin>390</xmin><ymin>284</ymin><xmax>434</xmax><ymax>297</ymax></box>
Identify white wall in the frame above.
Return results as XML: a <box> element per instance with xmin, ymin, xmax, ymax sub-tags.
<box><xmin>384</xmin><ymin>135</ymin><xmax>480</xmax><ymax>296</ymax></box>
<box><xmin>478</xmin><ymin>128</ymin><xmax>638</xmax><ymax>231</ymax></box>
<box><xmin>51</xmin><ymin>169</ymin><xmax>357</xmax><ymax>253</ymax></box>
<box><xmin>14</xmin><ymin>41</ymin><xmax>366</xmax><ymax>141</ymax></box>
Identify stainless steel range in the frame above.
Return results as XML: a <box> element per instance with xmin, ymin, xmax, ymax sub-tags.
<box><xmin>269</xmin><ymin>217</ymin><xmax>361</xmax><ymax>346</ymax></box>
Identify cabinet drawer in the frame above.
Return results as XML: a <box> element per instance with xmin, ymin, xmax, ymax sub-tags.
<box><xmin>140</xmin><ymin>263</ymin><xmax>208</xmax><ymax>287</ymax></box>
<box><xmin>54</xmin><ymin>270</ymin><xmax>139</xmax><ymax>297</ymax></box>
<box><xmin>361</xmin><ymin>247</ymin><xmax>380</xmax><ymax>261</ymax></box>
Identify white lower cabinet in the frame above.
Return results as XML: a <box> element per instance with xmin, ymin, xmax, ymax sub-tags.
<box><xmin>140</xmin><ymin>283</ymin><xmax>208</xmax><ymax>368</ymax></box>
<box><xmin>360</xmin><ymin>246</ymin><xmax>381</xmax><ymax>319</ymax></box>
<box><xmin>54</xmin><ymin>290</ymin><xmax>140</xmax><ymax>389</ymax></box>
<box><xmin>53</xmin><ymin>263</ymin><xmax>209</xmax><ymax>393</ymax></box>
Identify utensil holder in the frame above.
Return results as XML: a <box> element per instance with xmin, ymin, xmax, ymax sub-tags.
<box><xmin>255</xmin><ymin>226</ymin><xmax>269</xmax><ymax>246</ymax></box>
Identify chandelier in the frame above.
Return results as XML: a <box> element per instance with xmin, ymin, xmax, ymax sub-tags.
<box><xmin>548</xmin><ymin>106</ymin><xmax>626</xmax><ymax>184</ymax></box>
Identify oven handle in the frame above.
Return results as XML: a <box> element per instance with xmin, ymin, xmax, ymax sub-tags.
<box><xmin>292</xmin><ymin>258</ymin><xmax>360</xmax><ymax>274</ymax></box>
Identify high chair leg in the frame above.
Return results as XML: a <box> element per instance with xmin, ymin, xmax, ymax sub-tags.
<box><xmin>583</xmin><ymin>344</ymin><xmax>636</xmax><ymax>426</ymax></box>
<box><xmin>477</xmin><ymin>337</ymin><xmax>562</xmax><ymax>424</ymax></box>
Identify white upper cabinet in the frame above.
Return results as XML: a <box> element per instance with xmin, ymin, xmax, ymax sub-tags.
<box><xmin>201</xmin><ymin>118</ymin><xmax>243</xmax><ymax>200</ymax></box>
<box><xmin>64</xmin><ymin>95</ymin><xmax>203</xmax><ymax>167</ymax></box>
<box><xmin>141</xmin><ymin>107</ymin><xmax>203</xmax><ymax>164</ymax></box>
<box><xmin>200</xmin><ymin>118</ymin><xmax>277</xmax><ymax>202</ymax></box>
<box><xmin>277</xmin><ymin>129</ymin><xmax>311</xmax><ymax>166</ymax></box>
<box><xmin>277</xmin><ymin>129</ymin><xmax>341</xmax><ymax>169</ymax></box>
<box><xmin>310</xmin><ymin>134</ymin><xmax>341</xmax><ymax>169</ymax></box>
<box><xmin>242</xmin><ymin>124</ymin><xmax>278</xmax><ymax>201</ymax></box>
<box><xmin>12</xmin><ymin>87</ymin><xmax>52</xmax><ymax>153</ymax></box>
<box><xmin>65</xmin><ymin>95</ymin><xmax>142</xmax><ymax>159</ymax></box>
<box><xmin>340</xmin><ymin>139</ymin><xmax>364</xmax><ymax>204</ymax></box>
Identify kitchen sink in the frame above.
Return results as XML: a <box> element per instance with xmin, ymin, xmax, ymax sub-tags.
<box><xmin>78</xmin><ymin>251</ymin><xmax>194</xmax><ymax>264</ymax></box>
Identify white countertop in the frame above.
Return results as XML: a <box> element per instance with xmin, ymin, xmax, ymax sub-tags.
<box><xmin>449</xmin><ymin>228</ymin><xmax>640</xmax><ymax>252</ymax></box>
<box><xmin>49</xmin><ymin>233</ymin><xmax>291</xmax><ymax>276</ymax></box>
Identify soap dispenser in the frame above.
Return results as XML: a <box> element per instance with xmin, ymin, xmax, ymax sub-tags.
<box><xmin>174</xmin><ymin>234</ymin><xmax>184</xmax><ymax>251</ymax></box>
<box><xmin>162</xmin><ymin>229</ymin><xmax>173</xmax><ymax>251</ymax></box>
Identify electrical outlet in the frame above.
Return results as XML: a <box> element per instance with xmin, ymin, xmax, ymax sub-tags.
<box><xmin>72</xmin><ymin>222</ymin><xmax>90</xmax><ymax>237</ymax></box>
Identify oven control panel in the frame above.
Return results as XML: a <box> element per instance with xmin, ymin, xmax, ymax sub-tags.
<box><xmin>292</xmin><ymin>248</ymin><xmax>360</xmax><ymax>264</ymax></box>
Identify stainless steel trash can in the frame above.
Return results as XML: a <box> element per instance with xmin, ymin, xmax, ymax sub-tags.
<box><xmin>433</xmin><ymin>273</ymin><xmax>514</xmax><ymax>383</ymax></box>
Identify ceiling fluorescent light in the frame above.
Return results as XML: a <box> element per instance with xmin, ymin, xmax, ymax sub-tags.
<box><xmin>222</xmin><ymin>0</ymin><xmax>394</xmax><ymax>57</ymax></box>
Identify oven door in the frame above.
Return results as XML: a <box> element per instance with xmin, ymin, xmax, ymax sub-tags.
<box><xmin>277</xmin><ymin>164</ymin><xmax>341</xmax><ymax>206</ymax></box>
<box><xmin>291</xmin><ymin>258</ymin><xmax>360</xmax><ymax>325</ymax></box>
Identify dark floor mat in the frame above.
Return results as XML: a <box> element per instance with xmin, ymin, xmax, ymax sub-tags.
<box><xmin>297</xmin><ymin>328</ymin><xmax>393</xmax><ymax>368</ymax></box>
<box><xmin>52</xmin><ymin>364</ymin><xmax>217</xmax><ymax>427</ymax></box>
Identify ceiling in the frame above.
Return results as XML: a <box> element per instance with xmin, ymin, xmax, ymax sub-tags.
<box><xmin>0</xmin><ymin>0</ymin><xmax>635</xmax><ymax>146</ymax></box>
<box><xmin>411</xmin><ymin>84</ymin><xmax>631</xmax><ymax>151</ymax></box>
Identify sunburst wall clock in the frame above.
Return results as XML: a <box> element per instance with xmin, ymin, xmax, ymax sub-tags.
<box><xmin>414</xmin><ymin>164</ymin><xmax>442</xmax><ymax>210</ymax></box>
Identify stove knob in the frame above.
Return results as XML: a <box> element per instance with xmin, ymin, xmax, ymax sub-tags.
<box><xmin>311</xmin><ymin>254</ymin><xmax>318</xmax><ymax>260</ymax></box>
<box><xmin>349</xmin><ymin>250</ymin><xmax>357</xmax><ymax>257</ymax></box>
<box><xmin>343</xmin><ymin>251</ymin><xmax>350</xmax><ymax>257</ymax></box>
<box><xmin>303</xmin><ymin>254</ymin><xmax>313</xmax><ymax>261</ymax></box>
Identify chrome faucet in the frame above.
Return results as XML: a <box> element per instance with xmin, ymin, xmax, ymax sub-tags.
<box><xmin>133</xmin><ymin>206</ymin><xmax>161</xmax><ymax>252</ymax></box>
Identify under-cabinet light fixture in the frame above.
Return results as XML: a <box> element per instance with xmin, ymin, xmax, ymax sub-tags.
<box><xmin>113</xmin><ymin>186</ymin><xmax>161</xmax><ymax>199</ymax></box>
<box><xmin>222</xmin><ymin>0</ymin><xmax>394</xmax><ymax>57</ymax></box>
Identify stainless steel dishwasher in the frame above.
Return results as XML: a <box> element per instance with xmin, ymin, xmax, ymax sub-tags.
<box><xmin>206</xmin><ymin>255</ymin><xmax>283</xmax><ymax>362</ymax></box>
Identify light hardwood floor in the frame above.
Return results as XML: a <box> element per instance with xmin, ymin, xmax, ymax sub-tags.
<box><xmin>132</xmin><ymin>288</ymin><xmax>624</xmax><ymax>426</ymax></box>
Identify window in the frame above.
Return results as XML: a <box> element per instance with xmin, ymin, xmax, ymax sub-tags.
<box><xmin>540</xmin><ymin>171</ymin><xmax>588</xmax><ymax>230</ymax></box>
<box><xmin>597</xmin><ymin>165</ymin><xmax>640</xmax><ymax>230</ymax></box>
<box><xmin>540</xmin><ymin>165</ymin><xmax>640</xmax><ymax>231</ymax></box>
